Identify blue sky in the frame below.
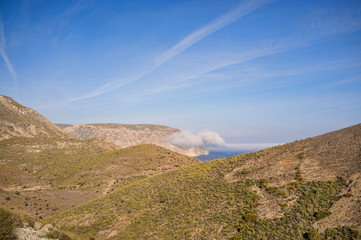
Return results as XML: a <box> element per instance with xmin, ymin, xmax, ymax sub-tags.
<box><xmin>0</xmin><ymin>0</ymin><xmax>361</xmax><ymax>144</ymax></box>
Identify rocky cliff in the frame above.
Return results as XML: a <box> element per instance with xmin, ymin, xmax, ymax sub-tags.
<box><xmin>0</xmin><ymin>95</ymin><xmax>70</xmax><ymax>140</ymax></box>
<box><xmin>57</xmin><ymin>123</ymin><xmax>208</xmax><ymax>156</ymax></box>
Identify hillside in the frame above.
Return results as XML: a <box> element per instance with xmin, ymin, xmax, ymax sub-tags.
<box><xmin>0</xmin><ymin>97</ymin><xmax>200</xmax><ymax>225</ymax></box>
<box><xmin>56</xmin><ymin>123</ymin><xmax>208</xmax><ymax>156</ymax></box>
<box><xmin>0</xmin><ymin>137</ymin><xmax>199</xmax><ymax>222</ymax></box>
<box><xmin>0</xmin><ymin>95</ymin><xmax>70</xmax><ymax>140</ymax></box>
<box><xmin>48</xmin><ymin>124</ymin><xmax>361</xmax><ymax>239</ymax></box>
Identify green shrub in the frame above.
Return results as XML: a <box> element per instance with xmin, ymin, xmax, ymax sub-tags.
<box><xmin>266</xmin><ymin>186</ymin><xmax>288</xmax><ymax>198</ymax></box>
<box><xmin>258</xmin><ymin>179</ymin><xmax>268</xmax><ymax>189</ymax></box>
<box><xmin>295</xmin><ymin>167</ymin><xmax>304</xmax><ymax>181</ymax></box>
<box><xmin>232</xmin><ymin>180</ymin><xmax>343</xmax><ymax>239</ymax></box>
<box><xmin>22</xmin><ymin>214</ymin><xmax>34</xmax><ymax>227</ymax></box>
<box><xmin>243</xmin><ymin>212</ymin><xmax>258</xmax><ymax>223</ymax></box>
<box><xmin>298</xmin><ymin>153</ymin><xmax>305</xmax><ymax>160</ymax></box>
<box><xmin>279</xmin><ymin>203</ymin><xmax>288</xmax><ymax>210</ymax></box>
<box><xmin>323</xmin><ymin>226</ymin><xmax>360</xmax><ymax>239</ymax></box>
<box><xmin>0</xmin><ymin>208</ymin><xmax>15</xmax><ymax>239</ymax></box>
<box><xmin>304</xmin><ymin>228</ymin><xmax>322</xmax><ymax>240</ymax></box>
<box><xmin>314</xmin><ymin>210</ymin><xmax>331</xmax><ymax>220</ymax></box>
<box><xmin>45</xmin><ymin>229</ymin><xmax>72</xmax><ymax>240</ymax></box>
<box><xmin>342</xmin><ymin>192</ymin><xmax>353</xmax><ymax>198</ymax></box>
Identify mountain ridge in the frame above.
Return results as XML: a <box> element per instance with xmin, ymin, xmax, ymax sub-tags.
<box><xmin>56</xmin><ymin>123</ymin><xmax>209</xmax><ymax>156</ymax></box>
<box><xmin>0</xmin><ymin>95</ymin><xmax>71</xmax><ymax>140</ymax></box>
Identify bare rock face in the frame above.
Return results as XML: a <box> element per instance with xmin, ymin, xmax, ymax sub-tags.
<box><xmin>0</xmin><ymin>95</ymin><xmax>70</xmax><ymax>140</ymax></box>
<box><xmin>57</xmin><ymin>123</ymin><xmax>208</xmax><ymax>156</ymax></box>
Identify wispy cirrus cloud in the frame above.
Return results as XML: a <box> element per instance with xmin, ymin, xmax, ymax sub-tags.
<box><xmin>67</xmin><ymin>71</ymin><xmax>151</xmax><ymax>102</ymax></box>
<box><xmin>70</xmin><ymin>0</ymin><xmax>275</xmax><ymax>102</ymax></box>
<box><xmin>68</xmin><ymin>0</ymin><xmax>361</xmax><ymax>103</ymax></box>
<box><xmin>0</xmin><ymin>19</ymin><xmax>18</xmax><ymax>87</ymax></box>
<box><xmin>154</xmin><ymin>0</ymin><xmax>275</xmax><ymax>67</ymax></box>
<box><xmin>125</xmin><ymin>9</ymin><xmax>361</xmax><ymax>101</ymax></box>
<box><xmin>55</xmin><ymin>0</ymin><xmax>90</xmax><ymax>29</ymax></box>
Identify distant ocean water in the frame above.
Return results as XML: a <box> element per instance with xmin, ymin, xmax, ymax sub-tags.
<box><xmin>195</xmin><ymin>151</ymin><xmax>247</xmax><ymax>162</ymax></box>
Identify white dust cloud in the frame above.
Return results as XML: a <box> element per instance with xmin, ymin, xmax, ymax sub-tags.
<box><xmin>168</xmin><ymin>130</ymin><xmax>226</xmax><ymax>149</ymax></box>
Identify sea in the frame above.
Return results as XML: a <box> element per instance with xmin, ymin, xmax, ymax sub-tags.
<box><xmin>195</xmin><ymin>151</ymin><xmax>247</xmax><ymax>162</ymax></box>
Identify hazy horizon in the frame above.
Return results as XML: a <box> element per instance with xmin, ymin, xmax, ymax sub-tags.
<box><xmin>1</xmin><ymin>0</ymin><xmax>360</xmax><ymax>144</ymax></box>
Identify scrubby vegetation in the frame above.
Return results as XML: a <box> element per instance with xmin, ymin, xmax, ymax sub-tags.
<box><xmin>46</xmin><ymin>131</ymin><xmax>361</xmax><ymax>240</ymax></box>
<box><xmin>0</xmin><ymin>137</ymin><xmax>198</xmax><ymax>192</ymax></box>
<box><xmin>0</xmin><ymin>136</ymin><xmax>199</xmax><ymax>222</ymax></box>
<box><xmin>1</xmin><ymin>96</ymin><xmax>360</xmax><ymax>240</ymax></box>
<box><xmin>45</xmin><ymin>229</ymin><xmax>72</xmax><ymax>240</ymax></box>
<box><xmin>0</xmin><ymin>208</ymin><xmax>15</xmax><ymax>239</ymax></box>
<box><xmin>323</xmin><ymin>226</ymin><xmax>360</xmax><ymax>239</ymax></box>
<box><xmin>232</xmin><ymin>180</ymin><xmax>346</xmax><ymax>239</ymax></box>
<box><xmin>46</xmin><ymin>145</ymin><xmax>357</xmax><ymax>240</ymax></box>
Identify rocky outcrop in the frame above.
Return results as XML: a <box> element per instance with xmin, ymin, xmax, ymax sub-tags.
<box><xmin>14</xmin><ymin>222</ymin><xmax>68</xmax><ymax>240</ymax></box>
<box><xmin>0</xmin><ymin>95</ymin><xmax>70</xmax><ymax>140</ymax></box>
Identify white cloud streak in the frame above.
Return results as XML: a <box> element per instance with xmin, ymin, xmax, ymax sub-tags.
<box><xmin>0</xmin><ymin>19</ymin><xmax>18</xmax><ymax>87</ymax></box>
<box><xmin>70</xmin><ymin>0</ymin><xmax>274</xmax><ymax>102</ymax></box>
<box><xmin>126</xmin><ymin>13</ymin><xmax>361</xmax><ymax>101</ymax></box>
<box><xmin>67</xmin><ymin>71</ymin><xmax>151</xmax><ymax>102</ymax></box>
<box><xmin>55</xmin><ymin>0</ymin><xmax>89</xmax><ymax>29</ymax></box>
<box><xmin>154</xmin><ymin>0</ymin><xmax>275</xmax><ymax>67</ymax></box>
<box><xmin>68</xmin><ymin>0</ymin><xmax>361</xmax><ymax>103</ymax></box>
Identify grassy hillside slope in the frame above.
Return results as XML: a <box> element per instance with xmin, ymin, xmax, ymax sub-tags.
<box><xmin>0</xmin><ymin>137</ymin><xmax>199</xmax><ymax>221</ymax></box>
<box><xmin>0</xmin><ymin>96</ymin><xmax>200</xmax><ymax>223</ymax></box>
<box><xmin>48</xmin><ymin>124</ymin><xmax>361</xmax><ymax>240</ymax></box>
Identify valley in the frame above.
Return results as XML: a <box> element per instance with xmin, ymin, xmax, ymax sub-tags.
<box><xmin>0</xmin><ymin>95</ymin><xmax>360</xmax><ymax>239</ymax></box>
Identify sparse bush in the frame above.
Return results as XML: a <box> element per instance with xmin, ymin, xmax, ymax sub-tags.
<box><xmin>279</xmin><ymin>203</ymin><xmax>288</xmax><ymax>210</ymax></box>
<box><xmin>45</xmin><ymin>229</ymin><xmax>72</xmax><ymax>240</ymax></box>
<box><xmin>22</xmin><ymin>214</ymin><xmax>34</xmax><ymax>227</ymax></box>
<box><xmin>236</xmin><ymin>168</ymin><xmax>252</xmax><ymax>176</ymax></box>
<box><xmin>323</xmin><ymin>226</ymin><xmax>360</xmax><ymax>239</ymax></box>
<box><xmin>258</xmin><ymin>179</ymin><xmax>268</xmax><ymax>189</ymax></box>
<box><xmin>298</xmin><ymin>152</ymin><xmax>305</xmax><ymax>160</ymax></box>
<box><xmin>343</xmin><ymin>192</ymin><xmax>353</xmax><ymax>198</ymax></box>
<box><xmin>0</xmin><ymin>208</ymin><xmax>15</xmax><ymax>239</ymax></box>
<box><xmin>295</xmin><ymin>167</ymin><xmax>304</xmax><ymax>181</ymax></box>
<box><xmin>315</xmin><ymin>210</ymin><xmax>331</xmax><ymax>220</ymax></box>
<box><xmin>304</xmin><ymin>228</ymin><xmax>322</xmax><ymax>240</ymax></box>
<box><xmin>243</xmin><ymin>212</ymin><xmax>258</xmax><ymax>223</ymax></box>
<box><xmin>233</xmin><ymin>180</ymin><xmax>343</xmax><ymax>239</ymax></box>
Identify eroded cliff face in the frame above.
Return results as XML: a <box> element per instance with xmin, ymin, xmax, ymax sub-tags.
<box><xmin>57</xmin><ymin>123</ymin><xmax>208</xmax><ymax>156</ymax></box>
<box><xmin>0</xmin><ymin>95</ymin><xmax>70</xmax><ymax>140</ymax></box>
